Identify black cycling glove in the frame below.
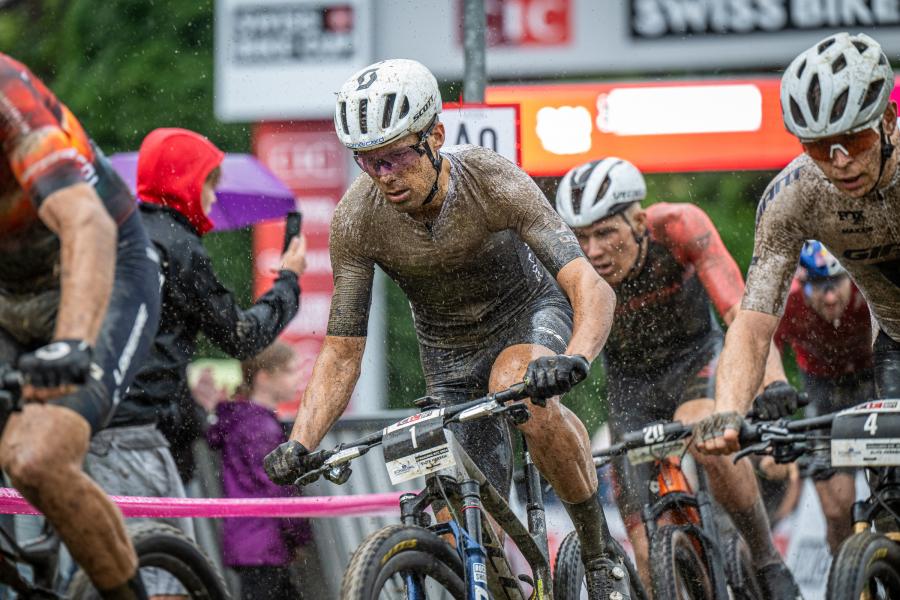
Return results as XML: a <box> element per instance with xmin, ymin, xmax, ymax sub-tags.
<box><xmin>18</xmin><ymin>339</ymin><xmax>92</xmax><ymax>388</ymax></box>
<box><xmin>524</xmin><ymin>354</ymin><xmax>591</xmax><ymax>406</ymax></box>
<box><xmin>751</xmin><ymin>381</ymin><xmax>802</xmax><ymax>420</ymax></box>
<box><xmin>264</xmin><ymin>440</ymin><xmax>315</xmax><ymax>485</ymax></box>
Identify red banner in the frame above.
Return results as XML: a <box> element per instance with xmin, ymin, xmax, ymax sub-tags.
<box><xmin>253</xmin><ymin>121</ymin><xmax>347</xmax><ymax>417</ymax></box>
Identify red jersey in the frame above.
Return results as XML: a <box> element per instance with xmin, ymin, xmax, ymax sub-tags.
<box><xmin>0</xmin><ymin>53</ymin><xmax>133</xmax><ymax>291</ymax></box>
<box><xmin>774</xmin><ymin>280</ymin><xmax>873</xmax><ymax>378</ymax></box>
<box><xmin>604</xmin><ymin>202</ymin><xmax>745</xmax><ymax>374</ymax></box>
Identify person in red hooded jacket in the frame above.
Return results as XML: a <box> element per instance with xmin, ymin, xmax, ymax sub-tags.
<box><xmin>78</xmin><ymin>128</ymin><xmax>306</xmax><ymax>598</ymax></box>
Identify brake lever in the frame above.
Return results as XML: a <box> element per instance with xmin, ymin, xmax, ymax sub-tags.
<box><xmin>294</xmin><ymin>467</ymin><xmax>326</xmax><ymax>488</ymax></box>
<box><xmin>733</xmin><ymin>441</ymin><xmax>772</xmax><ymax>463</ymax></box>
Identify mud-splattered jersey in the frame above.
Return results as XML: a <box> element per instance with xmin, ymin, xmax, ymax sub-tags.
<box><xmin>604</xmin><ymin>203</ymin><xmax>745</xmax><ymax>375</ymax></box>
<box><xmin>0</xmin><ymin>53</ymin><xmax>134</xmax><ymax>292</ymax></box>
<box><xmin>326</xmin><ymin>144</ymin><xmax>584</xmax><ymax>348</ymax></box>
<box><xmin>745</xmin><ymin>153</ymin><xmax>900</xmax><ymax>342</ymax></box>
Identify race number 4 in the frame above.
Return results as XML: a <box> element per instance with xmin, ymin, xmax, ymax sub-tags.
<box><xmin>864</xmin><ymin>413</ymin><xmax>879</xmax><ymax>436</ymax></box>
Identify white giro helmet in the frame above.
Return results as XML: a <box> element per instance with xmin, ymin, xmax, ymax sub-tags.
<box><xmin>781</xmin><ymin>33</ymin><xmax>894</xmax><ymax>141</ymax></box>
<box><xmin>334</xmin><ymin>59</ymin><xmax>442</xmax><ymax>151</ymax></box>
<box><xmin>555</xmin><ymin>158</ymin><xmax>646</xmax><ymax>228</ymax></box>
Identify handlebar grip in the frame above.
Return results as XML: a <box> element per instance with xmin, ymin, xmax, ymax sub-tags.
<box><xmin>493</xmin><ymin>382</ymin><xmax>528</xmax><ymax>404</ymax></box>
<box><xmin>737</xmin><ymin>421</ymin><xmax>760</xmax><ymax>446</ymax></box>
<box><xmin>797</xmin><ymin>392</ymin><xmax>810</xmax><ymax>408</ymax></box>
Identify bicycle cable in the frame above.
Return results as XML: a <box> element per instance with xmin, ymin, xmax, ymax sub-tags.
<box><xmin>435</xmin><ymin>474</ymin><xmax>462</xmax><ymax>527</ymax></box>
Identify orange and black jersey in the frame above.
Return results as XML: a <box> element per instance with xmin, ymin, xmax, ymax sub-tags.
<box><xmin>0</xmin><ymin>53</ymin><xmax>133</xmax><ymax>291</ymax></box>
<box><xmin>604</xmin><ymin>202</ymin><xmax>745</xmax><ymax>375</ymax></box>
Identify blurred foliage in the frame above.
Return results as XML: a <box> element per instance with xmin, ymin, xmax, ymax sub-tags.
<box><xmin>2</xmin><ymin>3</ymin><xmax>801</xmax><ymax>433</ymax></box>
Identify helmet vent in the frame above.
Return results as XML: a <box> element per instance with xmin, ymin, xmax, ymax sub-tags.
<box><xmin>818</xmin><ymin>38</ymin><xmax>836</xmax><ymax>54</ymax></box>
<box><xmin>831</xmin><ymin>54</ymin><xmax>846</xmax><ymax>74</ymax></box>
<box><xmin>790</xmin><ymin>97</ymin><xmax>807</xmax><ymax>127</ymax></box>
<box><xmin>830</xmin><ymin>89</ymin><xmax>848</xmax><ymax>123</ymax></box>
<box><xmin>359</xmin><ymin>98</ymin><xmax>368</xmax><ymax>134</ymax></box>
<box><xmin>339</xmin><ymin>102</ymin><xmax>350</xmax><ymax>135</ymax></box>
<box><xmin>796</xmin><ymin>59</ymin><xmax>807</xmax><ymax>77</ymax></box>
<box><xmin>399</xmin><ymin>97</ymin><xmax>410</xmax><ymax>119</ymax></box>
<box><xmin>382</xmin><ymin>93</ymin><xmax>396</xmax><ymax>130</ymax></box>
<box><xmin>861</xmin><ymin>79</ymin><xmax>886</xmax><ymax>111</ymax></box>
<box><xmin>879</xmin><ymin>53</ymin><xmax>888</xmax><ymax>66</ymax></box>
<box><xmin>852</xmin><ymin>40</ymin><xmax>869</xmax><ymax>54</ymax></box>
<box><xmin>807</xmin><ymin>75</ymin><xmax>821</xmax><ymax>120</ymax></box>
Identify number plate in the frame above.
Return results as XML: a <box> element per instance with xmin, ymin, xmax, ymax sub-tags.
<box><xmin>831</xmin><ymin>400</ymin><xmax>900</xmax><ymax>467</ymax></box>
<box><xmin>382</xmin><ymin>410</ymin><xmax>456</xmax><ymax>484</ymax></box>
<box><xmin>627</xmin><ymin>439</ymin><xmax>689</xmax><ymax>465</ymax></box>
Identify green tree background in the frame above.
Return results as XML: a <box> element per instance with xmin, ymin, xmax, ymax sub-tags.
<box><xmin>1</xmin><ymin>1</ymin><xmax>795</xmax><ymax>433</ymax></box>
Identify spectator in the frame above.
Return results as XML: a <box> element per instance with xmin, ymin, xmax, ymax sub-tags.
<box><xmin>123</xmin><ymin>127</ymin><xmax>307</xmax><ymax>484</ymax></box>
<box><xmin>206</xmin><ymin>342</ymin><xmax>311</xmax><ymax>600</ymax></box>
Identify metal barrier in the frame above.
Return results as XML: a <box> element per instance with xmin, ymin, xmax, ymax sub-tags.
<box><xmin>298</xmin><ymin>410</ymin><xmax>421</xmax><ymax>597</ymax></box>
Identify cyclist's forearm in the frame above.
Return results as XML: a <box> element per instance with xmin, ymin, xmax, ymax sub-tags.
<box><xmin>39</xmin><ymin>185</ymin><xmax>117</xmax><ymax>343</ymax></box>
<box><xmin>289</xmin><ymin>335</ymin><xmax>365</xmax><ymax>449</ymax></box>
<box><xmin>558</xmin><ymin>258</ymin><xmax>615</xmax><ymax>361</ymax></box>
<box><xmin>715</xmin><ymin>309</ymin><xmax>778</xmax><ymax>414</ymax></box>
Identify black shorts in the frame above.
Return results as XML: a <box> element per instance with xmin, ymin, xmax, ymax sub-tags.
<box><xmin>874</xmin><ymin>329</ymin><xmax>900</xmax><ymax>399</ymax></box>
<box><xmin>606</xmin><ymin>336</ymin><xmax>721</xmax><ymax>521</ymax></box>
<box><xmin>418</xmin><ymin>297</ymin><xmax>573</xmax><ymax>497</ymax></box>
<box><xmin>801</xmin><ymin>370</ymin><xmax>875</xmax><ymax>417</ymax></box>
<box><xmin>0</xmin><ymin>211</ymin><xmax>160</xmax><ymax>433</ymax></box>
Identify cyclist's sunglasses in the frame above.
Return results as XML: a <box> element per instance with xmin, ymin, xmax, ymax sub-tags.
<box><xmin>353</xmin><ymin>119</ymin><xmax>437</xmax><ymax>177</ymax></box>
<box><xmin>801</xmin><ymin>127</ymin><xmax>880</xmax><ymax>162</ymax></box>
<box><xmin>353</xmin><ymin>143</ymin><xmax>426</xmax><ymax>177</ymax></box>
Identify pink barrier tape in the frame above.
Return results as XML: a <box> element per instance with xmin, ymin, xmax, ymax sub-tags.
<box><xmin>0</xmin><ymin>488</ymin><xmax>406</xmax><ymax>518</ymax></box>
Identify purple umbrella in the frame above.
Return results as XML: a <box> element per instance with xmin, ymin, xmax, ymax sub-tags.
<box><xmin>109</xmin><ymin>152</ymin><xmax>297</xmax><ymax>231</ymax></box>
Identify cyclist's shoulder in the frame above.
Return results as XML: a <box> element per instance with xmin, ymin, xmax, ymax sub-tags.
<box><xmin>646</xmin><ymin>202</ymin><xmax>719</xmax><ymax>250</ymax></box>
<box><xmin>757</xmin><ymin>154</ymin><xmax>823</xmax><ymax>223</ymax></box>
<box><xmin>442</xmin><ymin>143</ymin><xmax>519</xmax><ymax>178</ymax></box>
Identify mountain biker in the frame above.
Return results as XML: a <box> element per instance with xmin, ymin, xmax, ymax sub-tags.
<box><xmin>0</xmin><ymin>53</ymin><xmax>160</xmax><ymax>599</ymax></box>
<box><xmin>263</xmin><ymin>59</ymin><xmax>630</xmax><ymax>599</ymax></box>
<box><xmin>696</xmin><ymin>30</ymin><xmax>900</xmax><ymax>574</ymax></box>
<box><xmin>756</xmin><ymin>241</ymin><xmax>873</xmax><ymax>553</ymax></box>
<box><xmin>554</xmin><ymin>157</ymin><xmax>802</xmax><ymax>597</ymax></box>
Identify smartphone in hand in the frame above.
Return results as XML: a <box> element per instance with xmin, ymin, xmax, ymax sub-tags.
<box><xmin>283</xmin><ymin>211</ymin><xmax>303</xmax><ymax>253</ymax></box>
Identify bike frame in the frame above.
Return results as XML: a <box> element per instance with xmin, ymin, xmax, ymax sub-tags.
<box><xmin>396</xmin><ymin>432</ymin><xmax>553</xmax><ymax>600</ymax></box>
<box><xmin>639</xmin><ymin>454</ymin><xmax>730</xmax><ymax>599</ymax></box>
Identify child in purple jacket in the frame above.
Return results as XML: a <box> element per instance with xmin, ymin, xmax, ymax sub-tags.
<box><xmin>206</xmin><ymin>342</ymin><xmax>311</xmax><ymax>600</ymax></box>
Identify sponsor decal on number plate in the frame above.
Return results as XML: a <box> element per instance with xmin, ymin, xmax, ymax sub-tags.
<box><xmin>832</xmin><ymin>438</ymin><xmax>900</xmax><ymax>467</ymax></box>
<box><xmin>627</xmin><ymin>438</ymin><xmax>688</xmax><ymax>465</ymax></box>
<box><xmin>386</xmin><ymin>444</ymin><xmax>456</xmax><ymax>484</ymax></box>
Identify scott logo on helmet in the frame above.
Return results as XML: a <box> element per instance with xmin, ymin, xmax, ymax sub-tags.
<box><xmin>356</xmin><ymin>69</ymin><xmax>378</xmax><ymax>91</ymax></box>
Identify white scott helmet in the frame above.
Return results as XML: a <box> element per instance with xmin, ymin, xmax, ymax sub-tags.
<box><xmin>781</xmin><ymin>33</ymin><xmax>894</xmax><ymax>141</ymax></box>
<box><xmin>555</xmin><ymin>158</ymin><xmax>646</xmax><ymax>228</ymax></box>
<box><xmin>334</xmin><ymin>59</ymin><xmax>442</xmax><ymax>151</ymax></box>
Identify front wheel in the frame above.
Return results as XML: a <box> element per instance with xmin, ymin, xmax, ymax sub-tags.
<box><xmin>340</xmin><ymin>524</ymin><xmax>466</xmax><ymax>600</ymax></box>
<box><xmin>826</xmin><ymin>532</ymin><xmax>900</xmax><ymax>600</ymax></box>
<box><xmin>649</xmin><ymin>525</ymin><xmax>713</xmax><ymax>600</ymax></box>
<box><xmin>553</xmin><ymin>530</ymin><xmax>648</xmax><ymax>600</ymax></box>
<box><xmin>67</xmin><ymin>522</ymin><xmax>230</xmax><ymax>599</ymax></box>
<box><xmin>723</xmin><ymin>532</ymin><xmax>764</xmax><ymax>600</ymax></box>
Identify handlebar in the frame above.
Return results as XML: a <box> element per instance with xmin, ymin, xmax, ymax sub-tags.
<box><xmin>592</xmin><ymin>421</ymin><xmax>692</xmax><ymax>466</ymax></box>
<box><xmin>293</xmin><ymin>381</ymin><xmax>532</xmax><ymax>487</ymax></box>
<box><xmin>733</xmin><ymin>412</ymin><xmax>835</xmax><ymax>463</ymax></box>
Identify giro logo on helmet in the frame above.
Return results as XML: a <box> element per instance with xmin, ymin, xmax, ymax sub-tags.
<box><xmin>356</xmin><ymin>68</ymin><xmax>379</xmax><ymax>91</ymax></box>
